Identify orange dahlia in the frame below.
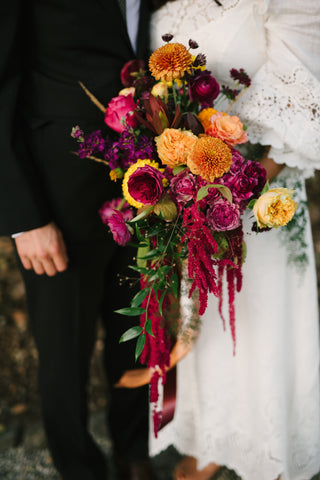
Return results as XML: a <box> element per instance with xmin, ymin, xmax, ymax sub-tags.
<box><xmin>187</xmin><ymin>136</ymin><xmax>232</xmax><ymax>182</ymax></box>
<box><xmin>149</xmin><ymin>43</ymin><xmax>193</xmax><ymax>82</ymax></box>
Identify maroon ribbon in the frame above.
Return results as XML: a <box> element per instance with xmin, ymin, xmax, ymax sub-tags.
<box><xmin>159</xmin><ymin>366</ymin><xmax>177</xmax><ymax>430</ymax></box>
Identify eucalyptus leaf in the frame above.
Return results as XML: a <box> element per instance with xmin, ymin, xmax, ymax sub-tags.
<box><xmin>135</xmin><ymin>334</ymin><xmax>146</xmax><ymax>362</ymax></box>
<box><xmin>145</xmin><ymin>318</ymin><xmax>154</xmax><ymax>337</ymax></box>
<box><xmin>172</xmin><ymin>165</ymin><xmax>187</xmax><ymax>175</ymax></box>
<box><xmin>119</xmin><ymin>326</ymin><xmax>143</xmax><ymax>343</ymax></box>
<box><xmin>131</xmin><ymin>288</ymin><xmax>150</xmax><ymax>308</ymax></box>
<box><xmin>129</xmin><ymin>206</ymin><xmax>153</xmax><ymax>223</ymax></box>
<box><xmin>114</xmin><ymin>307</ymin><xmax>145</xmax><ymax>316</ymax></box>
<box><xmin>196</xmin><ymin>184</ymin><xmax>233</xmax><ymax>204</ymax></box>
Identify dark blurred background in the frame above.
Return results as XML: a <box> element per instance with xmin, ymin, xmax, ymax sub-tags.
<box><xmin>0</xmin><ymin>172</ymin><xmax>319</xmax><ymax>448</ymax></box>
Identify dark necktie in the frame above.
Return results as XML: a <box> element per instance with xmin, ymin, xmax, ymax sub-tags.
<box><xmin>118</xmin><ymin>0</ymin><xmax>126</xmax><ymax>21</ymax></box>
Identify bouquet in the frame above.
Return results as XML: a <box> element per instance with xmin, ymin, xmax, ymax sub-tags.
<box><xmin>72</xmin><ymin>35</ymin><xmax>297</xmax><ymax>434</ymax></box>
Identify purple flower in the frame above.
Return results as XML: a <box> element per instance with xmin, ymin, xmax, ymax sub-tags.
<box><xmin>127</xmin><ymin>165</ymin><xmax>165</xmax><ymax>206</ymax></box>
<box><xmin>170</xmin><ymin>170</ymin><xmax>196</xmax><ymax>206</ymax></box>
<box><xmin>206</xmin><ymin>198</ymin><xmax>241</xmax><ymax>231</ymax></box>
<box><xmin>107</xmin><ymin>211</ymin><xmax>132</xmax><ymax>246</ymax></box>
<box><xmin>77</xmin><ymin>130</ymin><xmax>106</xmax><ymax>159</ymax></box>
<box><xmin>99</xmin><ymin>198</ymin><xmax>133</xmax><ymax>225</ymax></box>
<box><xmin>189</xmin><ymin>71</ymin><xmax>220</xmax><ymax>107</ymax></box>
<box><xmin>230</xmin><ymin>68</ymin><xmax>251</xmax><ymax>87</ymax></box>
<box><xmin>231</xmin><ymin>173</ymin><xmax>258</xmax><ymax>203</ymax></box>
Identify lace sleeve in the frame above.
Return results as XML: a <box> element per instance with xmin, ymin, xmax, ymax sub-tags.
<box><xmin>232</xmin><ymin>0</ymin><xmax>320</xmax><ymax>177</ymax></box>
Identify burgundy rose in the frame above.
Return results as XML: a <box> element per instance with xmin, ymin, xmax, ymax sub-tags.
<box><xmin>120</xmin><ymin>59</ymin><xmax>145</xmax><ymax>87</ymax></box>
<box><xmin>206</xmin><ymin>198</ymin><xmax>241</xmax><ymax>231</ymax></box>
<box><xmin>229</xmin><ymin>149</ymin><xmax>246</xmax><ymax>175</ymax></box>
<box><xmin>170</xmin><ymin>170</ymin><xmax>196</xmax><ymax>205</ymax></box>
<box><xmin>104</xmin><ymin>94</ymin><xmax>138</xmax><ymax>133</ymax></box>
<box><xmin>189</xmin><ymin>71</ymin><xmax>220</xmax><ymax>107</ymax></box>
<box><xmin>127</xmin><ymin>165</ymin><xmax>165</xmax><ymax>205</ymax></box>
<box><xmin>107</xmin><ymin>211</ymin><xmax>132</xmax><ymax>246</ymax></box>
<box><xmin>99</xmin><ymin>198</ymin><xmax>133</xmax><ymax>225</ymax></box>
<box><xmin>231</xmin><ymin>173</ymin><xmax>258</xmax><ymax>203</ymax></box>
<box><xmin>241</xmin><ymin>160</ymin><xmax>267</xmax><ymax>197</ymax></box>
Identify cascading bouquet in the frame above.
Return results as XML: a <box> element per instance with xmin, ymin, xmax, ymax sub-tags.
<box><xmin>72</xmin><ymin>35</ymin><xmax>297</xmax><ymax>435</ymax></box>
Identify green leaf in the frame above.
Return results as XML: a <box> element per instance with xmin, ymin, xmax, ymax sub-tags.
<box><xmin>196</xmin><ymin>184</ymin><xmax>233</xmax><ymax>204</ymax></box>
<box><xmin>135</xmin><ymin>223</ymin><xmax>144</xmax><ymax>242</ymax></box>
<box><xmin>158</xmin><ymin>290</ymin><xmax>167</xmax><ymax>316</ymax></box>
<box><xmin>135</xmin><ymin>334</ymin><xmax>146</xmax><ymax>362</ymax></box>
<box><xmin>145</xmin><ymin>318</ymin><xmax>154</xmax><ymax>337</ymax></box>
<box><xmin>129</xmin><ymin>206</ymin><xmax>153</xmax><ymax>223</ymax></box>
<box><xmin>140</xmin><ymin>248</ymin><xmax>162</xmax><ymax>260</ymax></box>
<box><xmin>129</xmin><ymin>265</ymin><xmax>151</xmax><ymax>275</ymax></box>
<box><xmin>170</xmin><ymin>272</ymin><xmax>179</xmax><ymax>297</ymax></box>
<box><xmin>261</xmin><ymin>181</ymin><xmax>269</xmax><ymax>195</ymax></box>
<box><xmin>119</xmin><ymin>326</ymin><xmax>143</xmax><ymax>343</ymax></box>
<box><xmin>172</xmin><ymin>165</ymin><xmax>187</xmax><ymax>175</ymax></box>
<box><xmin>131</xmin><ymin>288</ymin><xmax>150</xmax><ymax>308</ymax></box>
<box><xmin>114</xmin><ymin>307</ymin><xmax>145</xmax><ymax>316</ymax></box>
<box><xmin>247</xmin><ymin>198</ymin><xmax>257</xmax><ymax>210</ymax></box>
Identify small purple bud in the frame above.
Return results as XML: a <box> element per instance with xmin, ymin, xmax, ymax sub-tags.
<box><xmin>189</xmin><ymin>39</ymin><xmax>199</xmax><ymax>49</ymax></box>
<box><xmin>162</xmin><ymin>33</ymin><xmax>174</xmax><ymax>43</ymax></box>
<box><xmin>193</xmin><ymin>53</ymin><xmax>207</xmax><ymax>67</ymax></box>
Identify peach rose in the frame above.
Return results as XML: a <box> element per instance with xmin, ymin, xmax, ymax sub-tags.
<box><xmin>253</xmin><ymin>188</ymin><xmax>297</xmax><ymax>229</ymax></box>
<box><xmin>205</xmin><ymin>113</ymin><xmax>248</xmax><ymax>148</ymax></box>
<box><xmin>155</xmin><ymin>128</ymin><xmax>197</xmax><ymax>167</ymax></box>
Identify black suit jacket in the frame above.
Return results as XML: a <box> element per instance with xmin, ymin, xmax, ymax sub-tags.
<box><xmin>0</xmin><ymin>0</ymin><xmax>151</xmax><ymax>238</ymax></box>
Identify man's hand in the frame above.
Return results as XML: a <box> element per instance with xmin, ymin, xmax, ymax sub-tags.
<box><xmin>15</xmin><ymin>222</ymin><xmax>69</xmax><ymax>276</ymax></box>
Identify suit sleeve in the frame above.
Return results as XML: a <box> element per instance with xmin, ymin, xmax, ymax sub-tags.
<box><xmin>0</xmin><ymin>1</ymin><xmax>50</xmax><ymax>236</ymax></box>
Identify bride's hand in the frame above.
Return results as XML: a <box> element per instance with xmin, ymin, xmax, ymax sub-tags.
<box><xmin>260</xmin><ymin>146</ymin><xmax>285</xmax><ymax>182</ymax></box>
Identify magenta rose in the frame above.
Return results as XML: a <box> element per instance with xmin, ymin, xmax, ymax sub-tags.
<box><xmin>189</xmin><ymin>71</ymin><xmax>220</xmax><ymax>107</ymax></box>
<box><xmin>107</xmin><ymin>211</ymin><xmax>132</xmax><ymax>246</ymax></box>
<box><xmin>104</xmin><ymin>94</ymin><xmax>138</xmax><ymax>133</ymax></box>
<box><xmin>120</xmin><ymin>59</ymin><xmax>145</xmax><ymax>87</ymax></box>
<box><xmin>99</xmin><ymin>198</ymin><xmax>133</xmax><ymax>225</ymax></box>
<box><xmin>127</xmin><ymin>165</ymin><xmax>165</xmax><ymax>205</ymax></box>
<box><xmin>206</xmin><ymin>198</ymin><xmax>241</xmax><ymax>231</ymax></box>
<box><xmin>170</xmin><ymin>170</ymin><xmax>196</xmax><ymax>205</ymax></box>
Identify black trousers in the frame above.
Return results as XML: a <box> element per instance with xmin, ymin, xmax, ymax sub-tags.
<box><xmin>19</xmin><ymin>239</ymin><xmax>149</xmax><ymax>480</ymax></box>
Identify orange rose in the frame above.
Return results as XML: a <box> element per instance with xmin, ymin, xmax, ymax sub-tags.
<box><xmin>155</xmin><ymin>128</ymin><xmax>197</xmax><ymax>167</ymax></box>
<box><xmin>205</xmin><ymin>113</ymin><xmax>248</xmax><ymax>148</ymax></box>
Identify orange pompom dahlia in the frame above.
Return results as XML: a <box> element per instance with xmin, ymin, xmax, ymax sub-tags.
<box><xmin>187</xmin><ymin>136</ymin><xmax>232</xmax><ymax>183</ymax></box>
<box><xmin>149</xmin><ymin>43</ymin><xmax>193</xmax><ymax>82</ymax></box>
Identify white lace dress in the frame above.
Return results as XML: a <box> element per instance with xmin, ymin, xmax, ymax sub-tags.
<box><xmin>150</xmin><ymin>1</ymin><xmax>320</xmax><ymax>479</ymax></box>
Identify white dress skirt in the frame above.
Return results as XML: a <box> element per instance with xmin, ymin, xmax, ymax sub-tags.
<box><xmin>149</xmin><ymin>1</ymin><xmax>320</xmax><ymax>479</ymax></box>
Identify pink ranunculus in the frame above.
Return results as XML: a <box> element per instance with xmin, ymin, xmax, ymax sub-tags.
<box><xmin>189</xmin><ymin>71</ymin><xmax>220</xmax><ymax>107</ymax></box>
<box><xmin>120</xmin><ymin>59</ymin><xmax>145</xmax><ymax>87</ymax></box>
<box><xmin>206</xmin><ymin>198</ymin><xmax>241</xmax><ymax>231</ymax></box>
<box><xmin>104</xmin><ymin>94</ymin><xmax>138</xmax><ymax>133</ymax></box>
<box><xmin>107</xmin><ymin>210</ymin><xmax>132</xmax><ymax>246</ymax></box>
<box><xmin>127</xmin><ymin>165</ymin><xmax>165</xmax><ymax>206</ymax></box>
<box><xmin>170</xmin><ymin>170</ymin><xmax>196</xmax><ymax>205</ymax></box>
<box><xmin>99</xmin><ymin>198</ymin><xmax>133</xmax><ymax>225</ymax></box>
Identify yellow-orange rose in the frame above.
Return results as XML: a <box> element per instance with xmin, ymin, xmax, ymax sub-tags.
<box><xmin>197</xmin><ymin>108</ymin><xmax>218</xmax><ymax>131</ymax></box>
<box><xmin>118</xmin><ymin>86</ymin><xmax>136</xmax><ymax>96</ymax></box>
<box><xmin>151</xmin><ymin>81</ymin><xmax>169</xmax><ymax>103</ymax></box>
<box><xmin>205</xmin><ymin>113</ymin><xmax>248</xmax><ymax>148</ymax></box>
<box><xmin>155</xmin><ymin>128</ymin><xmax>197</xmax><ymax>167</ymax></box>
<box><xmin>253</xmin><ymin>188</ymin><xmax>298</xmax><ymax>228</ymax></box>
